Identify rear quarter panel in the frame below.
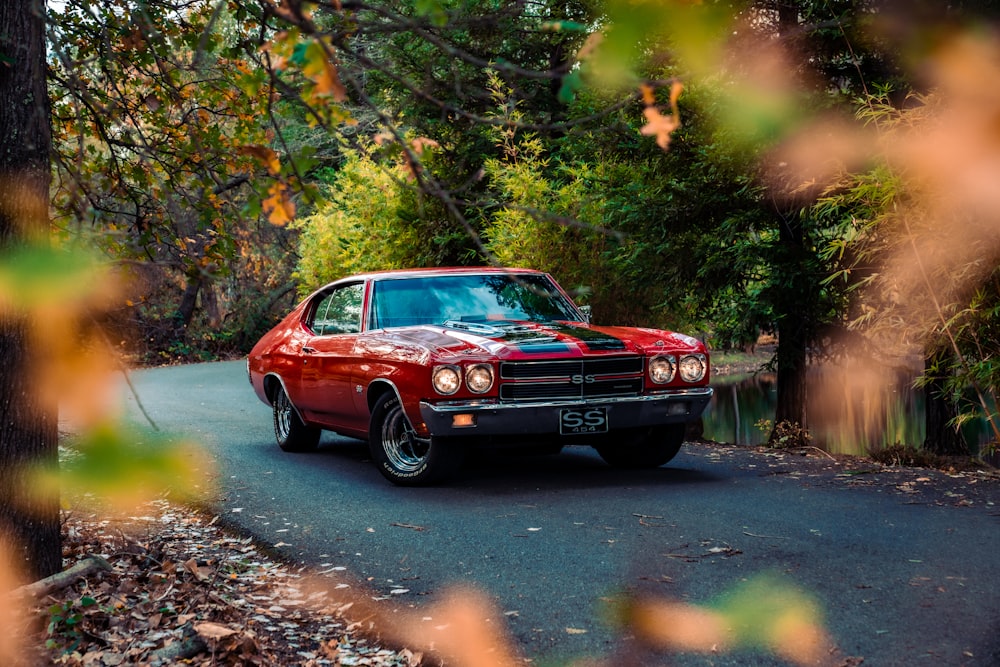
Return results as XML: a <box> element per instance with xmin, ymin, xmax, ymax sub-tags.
<box><xmin>248</xmin><ymin>305</ymin><xmax>310</xmax><ymax>405</ymax></box>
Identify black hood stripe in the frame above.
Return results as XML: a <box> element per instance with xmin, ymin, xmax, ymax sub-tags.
<box><xmin>547</xmin><ymin>323</ymin><xmax>627</xmax><ymax>351</ymax></box>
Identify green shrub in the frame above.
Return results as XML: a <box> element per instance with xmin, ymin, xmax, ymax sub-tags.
<box><xmin>293</xmin><ymin>151</ymin><xmax>423</xmax><ymax>291</ymax></box>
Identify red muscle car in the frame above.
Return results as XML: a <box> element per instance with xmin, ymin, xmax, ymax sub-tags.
<box><xmin>248</xmin><ymin>267</ymin><xmax>712</xmax><ymax>485</ymax></box>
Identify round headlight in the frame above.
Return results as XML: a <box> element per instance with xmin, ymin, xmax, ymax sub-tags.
<box><xmin>678</xmin><ymin>354</ymin><xmax>706</xmax><ymax>382</ymax></box>
<box><xmin>649</xmin><ymin>355</ymin><xmax>676</xmax><ymax>384</ymax></box>
<box><xmin>432</xmin><ymin>366</ymin><xmax>461</xmax><ymax>395</ymax></box>
<box><xmin>465</xmin><ymin>364</ymin><xmax>494</xmax><ymax>394</ymax></box>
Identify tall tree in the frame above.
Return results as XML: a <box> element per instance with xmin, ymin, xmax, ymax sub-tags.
<box><xmin>48</xmin><ymin>0</ymin><xmax>310</xmax><ymax>361</ymax></box>
<box><xmin>0</xmin><ymin>0</ymin><xmax>61</xmax><ymax>581</ymax></box>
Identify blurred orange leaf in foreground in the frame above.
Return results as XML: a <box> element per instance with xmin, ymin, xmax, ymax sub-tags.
<box><xmin>395</xmin><ymin>586</ymin><xmax>522</xmax><ymax>667</ymax></box>
<box><xmin>639</xmin><ymin>81</ymin><xmax>684</xmax><ymax>150</ymax></box>
<box><xmin>0</xmin><ymin>542</ymin><xmax>25</xmax><ymax>663</ymax></box>
<box><xmin>617</xmin><ymin>572</ymin><xmax>832</xmax><ymax>666</ymax></box>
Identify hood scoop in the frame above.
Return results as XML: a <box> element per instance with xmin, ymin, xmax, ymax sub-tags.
<box><xmin>444</xmin><ymin>319</ymin><xmax>536</xmax><ymax>337</ymax></box>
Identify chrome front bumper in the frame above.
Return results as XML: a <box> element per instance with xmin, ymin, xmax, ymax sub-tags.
<box><xmin>419</xmin><ymin>387</ymin><xmax>713</xmax><ymax>437</ymax></box>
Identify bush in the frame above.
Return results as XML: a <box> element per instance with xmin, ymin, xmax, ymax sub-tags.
<box><xmin>293</xmin><ymin>150</ymin><xmax>456</xmax><ymax>293</ymax></box>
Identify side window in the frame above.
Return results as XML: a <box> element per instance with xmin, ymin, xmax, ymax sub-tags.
<box><xmin>311</xmin><ymin>293</ymin><xmax>334</xmax><ymax>336</ymax></box>
<box><xmin>310</xmin><ymin>283</ymin><xmax>364</xmax><ymax>335</ymax></box>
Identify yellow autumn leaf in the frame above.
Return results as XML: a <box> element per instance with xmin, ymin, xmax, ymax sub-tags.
<box><xmin>241</xmin><ymin>145</ymin><xmax>282</xmax><ymax>176</ymax></box>
<box><xmin>304</xmin><ymin>39</ymin><xmax>347</xmax><ymax>102</ymax></box>
<box><xmin>263</xmin><ymin>183</ymin><xmax>296</xmax><ymax>226</ymax></box>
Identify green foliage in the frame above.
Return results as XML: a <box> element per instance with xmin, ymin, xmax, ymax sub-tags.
<box><xmin>480</xmin><ymin>74</ymin><xmax>666</xmax><ymax>324</ymax></box>
<box><xmin>43</xmin><ymin>422</ymin><xmax>209</xmax><ymax>509</ymax></box>
<box><xmin>482</xmin><ymin>75</ymin><xmax>596</xmax><ymax>278</ymax></box>
<box><xmin>0</xmin><ymin>243</ymin><xmax>105</xmax><ymax>309</ymax></box>
<box><xmin>293</xmin><ymin>150</ymin><xmax>452</xmax><ymax>291</ymax></box>
<box><xmin>765</xmin><ymin>420</ymin><xmax>814</xmax><ymax>449</ymax></box>
<box><xmin>46</xmin><ymin>596</ymin><xmax>98</xmax><ymax>652</ymax></box>
<box><xmin>708</xmin><ymin>572</ymin><xmax>825</xmax><ymax>652</ymax></box>
<box><xmin>48</xmin><ymin>0</ymin><xmax>313</xmax><ymax>363</ymax></box>
<box><xmin>557</xmin><ymin>80</ymin><xmax>781</xmax><ymax>340</ymax></box>
<box><xmin>483</xmin><ymin>156</ymin><xmax>615</xmax><ymax>300</ymax></box>
<box><xmin>584</xmin><ymin>0</ymin><xmax>732</xmax><ymax>90</ymax></box>
<box><xmin>613</xmin><ymin>570</ymin><xmax>830</xmax><ymax>664</ymax></box>
<box><xmin>415</xmin><ymin>0</ymin><xmax>449</xmax><ymax>27</ymax></box>
<box><xmin>352</xmin><ymin>0</ymin><xmax>596</xmax><ymax>224</ymax></box>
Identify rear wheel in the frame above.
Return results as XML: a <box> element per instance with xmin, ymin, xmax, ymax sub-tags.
<box><xmin>273</xmin><ymin>384</ymin><xmax>321</xmax><ymax>452</ymax></box>
<box><xmin>369</xmin><ymin>393</ymin><xmax>463</xmax><ymax>486</ymax></box>
<box><xmin>595</xmin><ymin>424</ymin><xmax>685</xmax><ymax>469</ymax></box>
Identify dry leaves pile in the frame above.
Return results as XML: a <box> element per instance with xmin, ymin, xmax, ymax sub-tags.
<box><xmin>21</xmin><ymin>499</ymin><xmax>415</xmax><ymax>667</ymax></box>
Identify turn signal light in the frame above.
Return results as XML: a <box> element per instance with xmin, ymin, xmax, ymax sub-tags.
<box><xmin>452</xmin><ymin>414</ymin><xmax>476</xmax><ymax>428</ymax></box>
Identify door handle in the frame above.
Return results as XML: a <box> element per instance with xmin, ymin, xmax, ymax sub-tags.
<box><xmin>302</xmin><ymin>346</ymin><xmax>316</xmax><ymax>354</ymax></box>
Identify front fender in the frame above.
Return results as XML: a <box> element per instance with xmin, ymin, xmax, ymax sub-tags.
<box><xmin>365</xmin><ymin>376</ymin><xmax>435</xmax><ymax>439</ymax></box>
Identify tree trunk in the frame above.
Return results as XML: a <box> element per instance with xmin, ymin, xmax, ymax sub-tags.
<box><xmin>177</xmin><ymin>272</ymin><xmax>203</xmax><ymax>330</ymax></box>
<box><xmin>773</xmin><ymin>312</ymin><xmax>809</xmax><ymax>429</ymax></box>
<box><xmin>923</xmin><ymin>349</ymin><xmax>969</xmax><ymax>456</ymax></box>
<box><xmin>765</xmin><ymin>3</ymin><xmax>815</xmax><ymax>444</ymax></box>
<box><xmin>770</xmin><ymin>204</ymin><xmax>812</xmax><ymax>442</ymax></box>
<box><xmin>0</xmin><ymin>0</ymin><xmax>62</xmax><ymax>581</ymax></box>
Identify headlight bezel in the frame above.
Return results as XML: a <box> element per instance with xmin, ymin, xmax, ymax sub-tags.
<box><xmin>465</xmin><ymin>363</ymin><xmax>495</xmax><ymax>394</ymax></box>
<box><xmin>431</xmin><ymin>365</ymin><xmax>462</xmax><ymax>395</ymax></box>
<box><xmin>648</xmin><ymin>354</ymin><xmax>677</xmax><ymax>384</ymax></box>
<box><xmin>678</xmin><ymin>353</ymin><xmax>707</xmax><ymax>383</ymax></box>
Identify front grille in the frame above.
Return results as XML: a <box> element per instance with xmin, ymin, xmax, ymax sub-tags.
<box><xmin>498</xmin><ymin>356</ymin><xmax>644</xmax><ymax>402</ymax></box>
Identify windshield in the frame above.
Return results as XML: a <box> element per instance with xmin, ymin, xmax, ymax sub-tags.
<box><xmin>370</xmin><ymin>273</ymin><xmax>583</xmax><ymax>329</ymax></box>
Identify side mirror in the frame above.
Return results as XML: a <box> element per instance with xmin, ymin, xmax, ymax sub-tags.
<box><xmin>578</xmin><ymin>304</ymin><xmax>592</xmax><ymax>323</ymax></box>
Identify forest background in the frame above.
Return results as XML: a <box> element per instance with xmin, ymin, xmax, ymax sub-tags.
<box><xmin>3</xmin><ymin>0</ymin><xmax>1000</xmax><ymax>586</ymax></box>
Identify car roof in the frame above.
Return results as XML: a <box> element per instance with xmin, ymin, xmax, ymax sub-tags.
<box><xmin>324</xmin><ymin>266</ymin><xmax>546</xmax><ymax>286</ymax></box>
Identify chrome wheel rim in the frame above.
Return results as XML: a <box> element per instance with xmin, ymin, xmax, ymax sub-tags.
<box><xmin>381</xmin><ymin>403</ymin><xmax>430</xmax><ymax>473</ymax></box>
<box><xmin>275</xmin><ymin>390</ymin><xmax>292</xmax><ymax>440</ymax></box>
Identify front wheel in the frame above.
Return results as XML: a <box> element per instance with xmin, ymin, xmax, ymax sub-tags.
<box><xmin>595</xmin><ymin>424</ymin><xmax>685</xmax><ymax>469</ymax></box>
<box><xmin>273</xmin><ymin>384</ymin><xmax>321</xmax><ymax>452</ymax></box>
<box><xmin>369</xmin><ymin>393</ymin><xmax>463</xmax><ymax>486</ymax></box>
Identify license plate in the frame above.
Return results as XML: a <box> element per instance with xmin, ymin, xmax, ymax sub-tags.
<box><xmin>559</xmin><ymin>407</ymin><xmax>608</xmax><ymax>434</ymax></box>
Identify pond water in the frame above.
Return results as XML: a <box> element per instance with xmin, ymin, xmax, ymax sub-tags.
<box><xmin>701</xmin><ymin>369</ymin><xmax>996</xmax><ymax>458</ymax></box>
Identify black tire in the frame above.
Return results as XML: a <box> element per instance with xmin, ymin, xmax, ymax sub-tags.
<box><xmin>595</xmin><ymin>424</ymin><xmax>685</xmax><ymax>469</ymax></box>
<box><xmin>368</xmin><ymin>393</ymin><xmax>463</xmax><ymax>486</ymax></box>
<box><xmin>272</xmin><ymin>384</ymin><xmax>321</xmax><ymax>452</ymax></box>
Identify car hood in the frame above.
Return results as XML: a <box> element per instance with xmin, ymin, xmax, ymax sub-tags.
<box><xmin>373</xmin><ymin>320</ymin><xmax>703</xmax><ymax>359</ymax></box>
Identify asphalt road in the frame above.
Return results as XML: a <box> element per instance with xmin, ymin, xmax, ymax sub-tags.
<box><xmin>123</xmin><ymin>360</ymin><xmax>1000</xmax><ymax>666</ymax></box>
